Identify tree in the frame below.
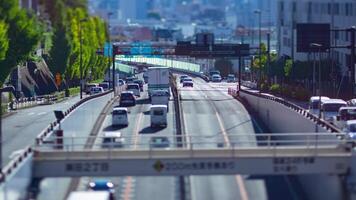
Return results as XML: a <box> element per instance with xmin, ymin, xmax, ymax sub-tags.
<box><xmin>0</xmin><ymin>0</ymin><xmax>43</xmax><ymax>84</ymax></box>
<box><xmin>0</xmin><ymin>20</ymin><xmax>8</xmax><ymax>61</ymax></box>
<box><xmin>214</xmin><ymin>59</ymin><xmax>233</xmax><ymax>77</ymax></box>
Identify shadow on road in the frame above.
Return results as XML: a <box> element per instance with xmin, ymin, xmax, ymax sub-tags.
<box><xmin>103</xmin><ymin>125</ymin><xmax>127</xmax><ymax>131</ymax></box>
<box><xmin>139</xmin><ymin>126</ymin><xmax>165</xmax><ymax>134</ymax></box>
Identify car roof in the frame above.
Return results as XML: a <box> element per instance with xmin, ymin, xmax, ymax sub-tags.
<box><xmin>322</xmin><ymin>99</ymin><xmax>347</xmax><ymax>104</ymax></box>
<box><xmin>122</xmin><ymin>91</ymin><xmax>134</xmax><ymax>94</ymax></box>
<box><xmin>310</xmin><ymin>96</ymin><xmax>330</xmax><ymax>101</ymax></box>
<box><xmin>339</xmin><ymin>106</ymin><xmax>356</xmax><ymax>110</ymax></box>
<box><xmin>183</xmin><ymin>81</ymin><xmax>193</xmax><ymax>83</ymax></box>
<box><xmin>127</xmin><ymin>83</ymin><xmax>139</xmax><ymax>86</ymax></box>
<box><xmin>113</xmin><ymin>107</ymin><xmax>128</xmax><ymax>111</ymax></box>
<box><xmin>103</xmin><ymin>131</ymin><xmax>122</xmax><ymax>138</ymax></box>
<box><xmin>150</xmin><ymin>105</ymin><xmax>168</xmax><ymax>109</ymax></box>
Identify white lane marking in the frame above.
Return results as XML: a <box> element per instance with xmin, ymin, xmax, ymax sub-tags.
<box><xmin>195</xmin><ymin>81</ymin><xmax>249</xmax><ymax>200</ymax></box>
<box><xmin>28</xmin><ymin>112</ymin><xmax>35</xmax><ymax>116</ymax></box>
<box><xmin>37</xmin><ymin>112</ymin><xmax>46</xmax><ymax>116</ymax></box>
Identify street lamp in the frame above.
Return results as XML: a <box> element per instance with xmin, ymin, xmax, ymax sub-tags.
<box><xmin>310</xmin><ymin>43</ymin><xmax>323</xmax><ymax>120</ymax></box>
<box><xmin>107</xmin><ymin>12</ymin><xmax>113</xmax><ymax>90</ymax></box>
<box><xmin>254</xmin><ymin>9</ymin><xmax>262</xmax><ymax>91</ymax></box>
<box><xmin>0</xmin><ymin>86</ymin><xmax>15</xmax><ymax>171</ymax></box>
<box><xmin>79</xmin><ymin>18</ymin><xmax>88</xmax><ymax>99</ymax></box>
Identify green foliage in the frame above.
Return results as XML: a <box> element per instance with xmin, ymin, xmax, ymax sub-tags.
<box><xmin>214</xmin><ymin>59</ymin><xmax>233</xmax><ymax>77</ymax></box>
<box><xmin>0</xmin><ymin>0</ymin><xmax>43</xmax><ymax>84</ymax></box>
<box><xmin>41</xmin><ymin>0</ymin><xmax>109</xmax><ymax>84</ymax></box>
<box><xmin>0</xmin><ymin>20</ymin><xmax>8</xmax><ymax>61</ymax></box>
<box><xmin>269</xmin><ymin>84</ymin><xmax>281</xmax><ymax>94</ymax></box>
<box><xmin>284</xmin><ymin>59</ymin><xmax>293</xmax><ymax>77</ymax></box>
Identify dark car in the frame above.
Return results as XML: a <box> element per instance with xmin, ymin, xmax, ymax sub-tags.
<box><xmin>133</xmin><ymin>79</ymin><xmax>144</xmax><ymax>91</ymax></box>
<box><xmin>183</xmin><ymin>81</ymin><xmax>193</xmax><ymax>87</ymax></box>
<box><xmin>119</xmin><ymin>91</ymin><xmax>136</xmax><ymax>106</ymax></box>
<box><xmin>99</xmin><ymin>82</ymin><xmax>109</xmax><ymax>91</ymax></box>
<box><xmin>179</xmin><ymin>75</ymin><xmax>189</xmax><ymax>83</ymax></box>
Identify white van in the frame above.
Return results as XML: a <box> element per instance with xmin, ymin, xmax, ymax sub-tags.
<box><xmin>321</xmin><ymin>99</ymin><xmax>347</xmax><ymax>122</ymax></box>
<box><xmin>150</xmin><ymin>105</ymin><xmax>168</xmax><ymax>127</ymax></box>
<box><xmin>127</xmin><ymin>83</ymin><xmax>140</xmax><ymax>97</ymax></box>
<box><xmin>332</xmin><ymin>107</ymin><xmax>356</xmax><ymax>128</ymax></box>
<box><xmin>308</xmin><ymin>96</ymin><xmax>330</xmax><ymax>115</ymax></box>
<box><xmin>67</xmin><ymin>191</ymin><xmax>110</xmax><ymax>200</ymax></box>
<box><xmin>112</xmin><ymin>107</ymin><xmax>128</xmax><ymax>127</ymax></box>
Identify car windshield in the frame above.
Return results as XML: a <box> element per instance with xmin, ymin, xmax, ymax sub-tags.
<box><xmin>153</xmin><ymin>110</ymin><xmax>164</xmax><ymax>115</ymax></box>
<box><xmin>349</xmin><ymin>124</ymin><xmax>356</xmax><ymax>132</ymax></box>
<box><xmin>113</xmin><ymin>110</ymin><xmax>126</xmax><ymax>115</ymax></box>
<box><xmin>127</xmin><ymin>85</ymin><xmax>139</xmax><ymax>90</ymax></box>
<box><xmin>323</xmin><ymin>103</ymin><xmax>346</xmax><ymax>112</ymax></box>
<box><xmin>121</xmin><ymin>93</ymin><xmax>134</xmax><ymax>99</ymax></box>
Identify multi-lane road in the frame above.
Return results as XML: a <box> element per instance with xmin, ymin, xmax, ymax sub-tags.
<box><xmin>68</xmin><ymin>75</ymin><xmax>299</xmax><ymax>200</ymax></box>
<box><xmin>9</xmin><ymin>73</ymin><xmax>301</xmax><ymax>199</ymax></box>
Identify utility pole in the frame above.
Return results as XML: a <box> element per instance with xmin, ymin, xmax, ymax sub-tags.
<box><xmin>350</xmin><ymin>27</ymin><xmax>356</xmax><ymax>98</ymax></box>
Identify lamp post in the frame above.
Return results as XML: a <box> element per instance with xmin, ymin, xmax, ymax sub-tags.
<box><xmin>79</xmin><ymin>18</ymin><xmax>88</xmax><ymax>99</ymax></box>
<box><xmin>254</xmin><ymin>9</ymin><xmax>262</xmax><ymax>91</ymax></box>
<box><xmin>107</xmin><ymin>12</ymin><xmax>113</xmax><ymax>90</ymax></box>
<box><xmin>0</xmin><ymin>86</ymin><xmax>15</xmax><ymax>170</ymax></box>
<box><xmin>310</xmin><ymin>43</ymin><xmax>323</xmax><ymax>120</ymax></box>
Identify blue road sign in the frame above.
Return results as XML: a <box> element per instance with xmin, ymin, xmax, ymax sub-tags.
<box><xmin>104</xmin><ymin>42</ymin><xmax>113</xmax><ymax>57</ymax></box>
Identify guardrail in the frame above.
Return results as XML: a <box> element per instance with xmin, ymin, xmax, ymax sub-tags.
<box><xmin>228</xmin><ymin>87</ymin><xmax>342</xmax><ymax>133</ymax></box>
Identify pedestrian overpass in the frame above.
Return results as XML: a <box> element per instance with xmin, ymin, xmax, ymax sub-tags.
<box><xmin>31</xmin><ymin>133</ymin><xmax>354</xmax><ymax>178</ymax></box>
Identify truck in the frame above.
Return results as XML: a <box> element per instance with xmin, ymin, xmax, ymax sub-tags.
<box><xmin>147</xmin><ymin>67</ymin><xmax>170</xmax><ymax>97</ymax></box>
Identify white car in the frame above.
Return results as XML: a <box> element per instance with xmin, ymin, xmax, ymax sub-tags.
<box><xmin>211</xmin><ymin>74</ymin><xmax>222</xmax><ymax>82</ymax></box>
<box><xmin>321</xmin><ymin>99</ymin><xmax>347</xmax><ymax>122</ymax></box>
<box><xmin>344</xmin><ymin>120</ymin><xmax>356</xmax><ymax>139</ymax></box>
<box><xmin>150</xmin><ymin>105</ymin><xmax>168</xmax><ymax>127</ymax></box>
<box><xmin>112</xmin><ymin>107</ymin><xmax>129</xmax><ymax>127</ymax></box>
<box><xmin>308</xmin><ymin>96</ymin><xmax>330</xmax><ymax>116</ymax></box>
<box><xmin>102</xmin><ymin>131</ymin><xmax>125</xmax><ymax>148</ymax></box>
<box><xmin>90</xmin><ymin>86</ymin><xmax>104</xmax><ymax>95</ymax></box>
<box><xmin>126</xmin><ymin>83</ymin><xmax>140</xmax><ymax>97</ymax></box>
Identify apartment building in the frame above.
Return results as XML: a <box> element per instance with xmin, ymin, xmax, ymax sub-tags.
<box><xmin>277</xmin><ymin>0</ymin><xmax>356</xmax><ymax>75</ymax></box>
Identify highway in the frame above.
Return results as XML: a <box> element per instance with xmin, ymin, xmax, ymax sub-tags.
<box><xmin>76</xmin><ymin>85</ymin><xmax>179</xmax><ymax>200</ymax></box>
<box><xmin>36</xmin><ymin>92</ymin><xmax>114</xmax><ymax>200</ymax></box>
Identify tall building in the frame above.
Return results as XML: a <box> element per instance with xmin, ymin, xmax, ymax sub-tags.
<box><xmin>119</xmin><ymin>0</ymin><xmax>148</xmax><ymax>22</ymax></box>
<box><xmin>277</xmin><ymin>0</ymin><xmax>356</xmax><ymax>75</ymax></box>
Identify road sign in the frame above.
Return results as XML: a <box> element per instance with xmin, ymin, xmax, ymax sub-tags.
<box><xmin>104</xmin><ymin>42</ymin><xmax>113</xmax><ymax>57</ymax></box>
<box><xmin>175</xmin><ymin>43</ymin><xmax>250</xmax><ymax>58</ymax></box>
<box><xmin>297</xmin><ymin>23</ymin><xmax>330</xmax><ymax>52</ymax></box>
<box><xmin>55</xmin><ymin>73</ymin><xmax>61</xmax><ymax>87</ymax></box>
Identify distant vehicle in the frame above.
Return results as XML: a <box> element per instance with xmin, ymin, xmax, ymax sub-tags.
<box><xmin>117</xmin><ymin>79</ymin><xmax>125</xmax><ymax>86</ymax></box>
<box><xmin>150</xmin><ymin>105</ymin><xmax>168</xmax><ymax>127</ymax></box>
<box><xmin>112</xmin><ymin>107</ymin><xmax>129</xmax><ymax>127</ymax></box>
<box><xmin>183</xmin><ymin>81</ymin><xmax>193</xmax><ymax>87</ymax></box>
<box><xmin>67</xmin><ymin>191</ymin><xmax>111</xmax><ymax>200</ymax></box>
<box><xmin>85</xmin><ymin>83</ymin><xmax>98</xmax><ymax>94</ymax></box>
<box><xmin>133</xmin><ymin>79</ymin><xmax>144</xmax><ymax>91</ymax></box>
<box><xmin>179</xmin><ymin>75</ymin><xmax>189</xmax><ymax>83</ymax></box>
<box><xmin>344</xmin><ymin>120</ymin><xmax>356</xmax><ymax>140</ymax></box>
<box><xmin>119</xmin><ymin>91</ymin><xmax>136</xmax><ymax>106</ymax></box>
<box><xmin>226</xmin><ymin>74</ymin><xmax>236</xmax><ymax>83</ymax></box>
<box><xmin>332</xmin><ymin>107</ymin><xmax>356</xmax><ymax>128</ymax></box>
<box><xmin>347</xmin><ymin>99</ymin><xmax>356</xmax><ymax>106</ymax></box>
<box><xmin>90</xmin><ymin>87</ymin><xmax>104</xmax><ymax>95</ymax></box>
<box><xmin>102</xmin><ymin>131</ymin><xmax>124</xmax><ymax>148</ymax></box>
<box><xmin>125</xmin><ymin>76</ymin><xmax>137</xmax><ymax>84</ymax></box>
<box><xmin>321</xmin><ymin>99</ymin><xmax>347</xmax><ymax>122</ymax></box>
<box><xmin>88</xmin><ymin>180</ymin><xmax>115</xmax><ymax>200</ymax></box>
<box><xmin>211</xmin><ymin>74</ymin><xmax>222</xmax><ymax>82</ymax></box>
<box><xmin>99</xmin><ymin>82</ymin><xmax>109</xmax><ymax>91</ymax></box>
<box><xmin>182</xmin><ymin>77</ymin><xmax>193</xmax><ymax>83</ymax></box>
<box><xmin>127</xmin><ymin>83</ymin><xmax>140</xmax><ymax>97</ymax></box>
<box><xmin>209</xmin><ymin>70</ymin><xmax>220</xmax><ymax>77</ymax></box>
<box><xmin>149</xmin><ymin>136</ymin><xmax>170</xmax><ymax>148</ymax></box>
<box><xmin>148</xmin><ymin>67</ymin><xmax>170</xmax><ymax>97</ymax></box>
<box><xmin>308</xmin><ymin>96</ymin><xmax>330</xmax><ymax>115</ymax></box>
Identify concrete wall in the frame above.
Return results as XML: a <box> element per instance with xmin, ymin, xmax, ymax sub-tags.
<box><xmin>0</xmin><ymin>153</ymin><xmax>33</xmax><ymax>200</ymax></box>
<box><xmin>239</xmin><ymin>90</ymin><xmax>346</xmax><ymax>200</ymax></box>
